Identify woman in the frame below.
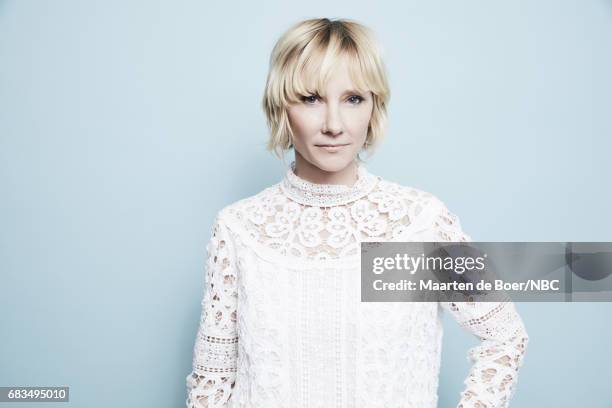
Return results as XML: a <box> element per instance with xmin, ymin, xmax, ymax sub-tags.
<box><xmin>186</xmin><ymin>18</ymin><xmax>529</xmax><ymax>408</ymax></box>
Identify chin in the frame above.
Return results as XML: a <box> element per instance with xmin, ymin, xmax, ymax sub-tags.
<box><xmin>311</xmin><ymin>155</ymin><xmax>355</xmax><ymax>173</ymax></box>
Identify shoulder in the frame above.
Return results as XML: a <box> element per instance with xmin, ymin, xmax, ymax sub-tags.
<box><xmin>373</xmin><ymin>176</ymin><xmax>470</xmax><ymax>240</ymax></box>
<box><xmin>373</xmin><ymin>176</ymin><xmax>451</xmax><ymax>214</ymax></box>
<box><xmin>213</xmin><ymin>183</ymin><xmax>284</xmax><ymax>229</ymax></box>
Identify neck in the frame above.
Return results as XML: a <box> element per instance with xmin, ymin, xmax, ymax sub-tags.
<box><xmin>294</xmin><ymin>152</ymin><xmax>359</xmax><ymax>187</ymax></box>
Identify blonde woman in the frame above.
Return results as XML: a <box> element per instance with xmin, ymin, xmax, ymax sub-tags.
<box><xmin>186</xmin><ymin>18</ymin><xmax>529</xmax><ymax>408</ymax></box>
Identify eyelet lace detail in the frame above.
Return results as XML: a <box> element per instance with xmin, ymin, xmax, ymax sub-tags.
<box><xmin>186</xmin><ymin>219</ymin><xmax>239</xmax><ymax>407</ymax></box>
<box><xmin>436</xmin><ymin>228</ymin><xmax>529</xmax><ymax>408</ymax></box>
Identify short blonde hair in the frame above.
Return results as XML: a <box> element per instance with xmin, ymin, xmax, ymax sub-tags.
<box><xmin>262</xmin><ymin>18</ymin><xmax>391</xmax><ymax>161</ymax></box>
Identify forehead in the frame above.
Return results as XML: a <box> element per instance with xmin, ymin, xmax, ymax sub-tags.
<box><xmin>299</xmin><ymin>54</ymin><xmax>370</xmax><ymax>95</ymax></box>
<box><xmin>316</xmin><ymin>60</ymin><xmax>355</xmax><ymax>92</ymax></box>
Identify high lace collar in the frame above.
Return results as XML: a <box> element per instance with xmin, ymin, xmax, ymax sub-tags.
<box><xmin>279</xmin><ymin>161</ymin><xmax>379</xmax><ymax>207</ymax></box>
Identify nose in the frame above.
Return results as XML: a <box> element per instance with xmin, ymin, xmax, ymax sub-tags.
<box><xmin>322</xmin><ymin>103</ymin><xmax>343</xmax><ymax>136</ymax></box>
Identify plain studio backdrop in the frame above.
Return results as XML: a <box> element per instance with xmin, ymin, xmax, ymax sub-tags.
<box><xmin>1</xmin><ymin>1</ymin><xmax>611</xmax><ymax>407</ymax></box>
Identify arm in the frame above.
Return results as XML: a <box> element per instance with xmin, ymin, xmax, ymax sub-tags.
<box><xmin>441</xmin><ymin>299</ymin><xmax>529</xmax><ymax>408</ymax></box>
<box><xmin>421</xmin><ymin>198</ymin><xmax>530</xmax><ymax>408</ymax></box>
<box><xmin>186</xmin><ymin>215</ymin><xmax>239</xmax><ymax>407</ymax></box>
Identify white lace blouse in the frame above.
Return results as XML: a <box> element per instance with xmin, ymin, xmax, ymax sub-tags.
<box><xmin>186</xmin><ymin>161</ymin><xmax>529</xmax><ymax>408</ymax></box>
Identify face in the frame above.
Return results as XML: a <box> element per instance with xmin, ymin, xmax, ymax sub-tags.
<box><xmin>286</xmin><ymin>58</ymin><xmax>374</xmax><ymax>174</ymax></box>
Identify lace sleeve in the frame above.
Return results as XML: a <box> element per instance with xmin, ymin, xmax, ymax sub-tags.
<box><xmin>430</xmin><ymin>199</ymin><xmax>529</xmax><ymax>408</ymax></box>
<box><xmin>186</xmin><ymin>215</ymin><xmax>239</xmax><ymax>407</ymax></box>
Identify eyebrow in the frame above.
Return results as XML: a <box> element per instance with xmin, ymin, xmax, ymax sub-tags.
<box><xmin>311</xmin><ymin>89</ymin><xmax>366</xmax><ymax>97</ymax></box>
<box><xmin>342</xmin><ymin>89</ymin><xmax>366</xmax><ymax>96</ymax></box>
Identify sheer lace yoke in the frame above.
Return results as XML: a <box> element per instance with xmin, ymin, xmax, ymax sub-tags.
<box><xmin>219</xmin><ymin>161</ymin><xmax>468</xmax><ymax>262</ymax></box>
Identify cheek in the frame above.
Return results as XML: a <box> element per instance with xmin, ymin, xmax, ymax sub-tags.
<box><xmin>288</xmin><ymin>109</ymin><xmax>320</xmax><ymax>137</ymax></box>
<box><xmin>346</xmin><ymin>106</ymin><xmax>373</xmax><ymax>133</ymax></box>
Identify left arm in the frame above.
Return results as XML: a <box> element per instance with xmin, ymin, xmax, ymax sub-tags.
<box><xmin>417</xmin><ymin>198</ymin><xmax>530</xmax><ymax>408</ymax></box>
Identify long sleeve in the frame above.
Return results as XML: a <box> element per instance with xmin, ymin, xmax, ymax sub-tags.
<box><xmin>186</xmin><ymin>215</ymin><xmax>239</xmax><ymax>407</ymax></box>
<box><xmin>420</xmin><ymin>198</ymin><xmax>530</xmax><ymax>408</ymax></box>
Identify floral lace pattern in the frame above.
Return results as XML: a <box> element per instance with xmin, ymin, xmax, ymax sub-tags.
<box><xmin>411</xmin><ymin>207</ymin><xmax>529</xmax><ymax>408</ymax></box>
<box><xmin>186</xmin><ymin>161</ymin><xmax>529</xmax><ymax>407</ymax></box>
<box><xmin>224</xmin><ymin>174</ymin><xmax>446</xmax><ymax>261</ymax></box>
<box><xmin>442</xmin><ymin>300</ymin><xmax>529</xmax><ymax>408</ymax></box>
<box><xmin>186</xmin><ymin>220</ymin><xmax>239</xmax><ymax>407</ymax></box>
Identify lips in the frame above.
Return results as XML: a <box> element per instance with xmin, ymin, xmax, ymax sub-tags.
<box><xmin>316</xmin><ymin>143</ymin><xmax>349</xmax><ymax>152</ymax></box>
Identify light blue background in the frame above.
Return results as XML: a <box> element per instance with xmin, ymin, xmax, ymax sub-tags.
<box><xmin>1</xmin><ymin>1</ymin><xmax>611</xmax><ymax>407</ymax></box>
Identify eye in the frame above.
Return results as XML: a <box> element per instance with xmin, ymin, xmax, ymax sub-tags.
<box><xmin>347</xmin><ymin>95</ymin><xmax>364</xmax><ymax>104</ymax></box>
<box><xmin>301</xmin><ymin>94</ymin><xmax>319</xmax><ymax>104</ymax></box>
